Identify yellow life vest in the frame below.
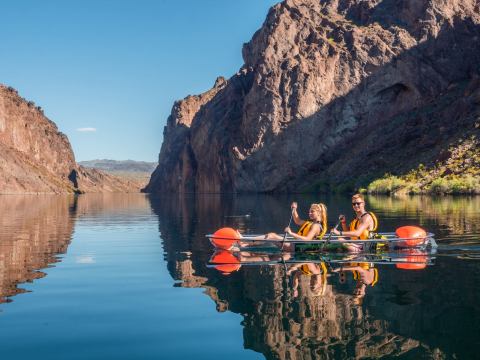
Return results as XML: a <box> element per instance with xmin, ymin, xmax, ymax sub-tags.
<box><xmin>300</xmin><ymin>262</ymin><xmax>328</xmax><ymax>276</ymax></box>
<box><xmin>300</xmin><ymin>264</ymin><xmax>313</xmax><ymax>275</ymax></box>
<box><xmin>352</xmin><ymin>266</ymin><xmax>379</xmax><ymax>287</ymax></box>
<box><xmin>349</xmin><ymin>211</ymin><xmax>379</xmax><ymax>240</ymax></box>
<box><xmin>297</xmin><ymin>220</ymin><xmax>326</xmax><ymax>239</ymax></box>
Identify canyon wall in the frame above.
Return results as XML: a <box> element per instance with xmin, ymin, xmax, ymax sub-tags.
<box><xmin>0</xmin><ymin>85</ymin><xmax>139</xmax><ymax>194</ymax></box>
<box><xmin>146</xmin><ymin>0</ymin><xmax>480</xmax><ymax>193</ymax></box>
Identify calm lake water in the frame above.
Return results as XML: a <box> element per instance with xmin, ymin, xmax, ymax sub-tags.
<box><xmin>0</xmin><ymin>193</ymin><xmax>479</xmax><ymax>359</ymax></box>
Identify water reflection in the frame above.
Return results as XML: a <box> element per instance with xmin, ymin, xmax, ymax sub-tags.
<box><xmin>0</xmin><ymin>195</ymin><xmax>76</xmax><ymax>303</ymax></box>
<box><xmin>0</xmin><ymin>193</ymin><xmax>152</xmax><ymax>305</ymax></box>
<box><xmin>368</xmin><ymin>195</ymin><xmax>480</xmax><ymax>247</ymax></box>
<box><xmin>150</xmin><ymin>194</ymin><xmax>480</xmax><ymax>359</ymax></box>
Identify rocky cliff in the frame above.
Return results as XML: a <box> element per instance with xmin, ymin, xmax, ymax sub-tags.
<box><xmin>0</xmin><ymin>85</ymin><xmax>139</xmax><ymax>194</ymax></box>
<box><xmin>146</xmin><ymin>0</ymin><xmax>480</xmax><ymax>193</ymax></box>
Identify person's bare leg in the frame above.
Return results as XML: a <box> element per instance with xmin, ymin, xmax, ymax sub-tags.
<box><xmin>240</xmin><ymin>232</ymin><xmax>284</xmax><ymax>247</ymax></box>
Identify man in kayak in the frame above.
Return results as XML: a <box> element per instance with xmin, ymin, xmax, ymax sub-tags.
<box><xmin>331</xmin><ymin>193</ymin><xmax>378</xmax><ymax>252</ymax></box>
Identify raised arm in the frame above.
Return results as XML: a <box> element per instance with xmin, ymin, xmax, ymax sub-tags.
<box><xmin>291</xmin><ymin>202</ymin><xmax>304</xmax><ymax>226</ymax></box>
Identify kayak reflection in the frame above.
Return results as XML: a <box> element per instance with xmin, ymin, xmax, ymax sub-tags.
<box><xmin>209</xmin><ymin>249</ymin><xmax>435</xmax><ymax>305</ymax></box>
<box><xmin>150</xmin><ymin>194</ymin><xmax>479</xmax><ymax>359</ymax></box>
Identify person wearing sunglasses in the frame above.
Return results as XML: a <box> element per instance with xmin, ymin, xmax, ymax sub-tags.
<box><xmin>331</xmin><ymin>193</ymin><xmax>378</xmax><ymax>252</ymax></box>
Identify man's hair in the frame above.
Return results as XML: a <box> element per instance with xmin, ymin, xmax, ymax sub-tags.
<box><xmin>351</xmin><ymin>193</ymin><xmax>364</xmax><ymax>201</ymax></box>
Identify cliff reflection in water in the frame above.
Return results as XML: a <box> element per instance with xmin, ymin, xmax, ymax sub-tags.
<box><xmin>0</xmin><ymin>195</ymin><xmax>76</xmax><ymax>303</ymax></box>
<box><xmin>151</xmin><ymin>194</ymin><xmax>480</xmax><ymax>359</ymax></box>
<box><xmin>368</xmin><ymin>195</ymin><xmax>480</xmax><ymax>245</ymax></box>
<box><xmin>0</xmin><ymin>194</ymin><xmax>152</xmax><ymax>305</ymax></box>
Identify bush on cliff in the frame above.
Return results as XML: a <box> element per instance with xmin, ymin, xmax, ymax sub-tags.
<box><xmin>368</xmin><ymin>176</ymin><xmax>407</xmax><ymax>194</ymax></box>
<box><xmin>428</xmin><ymin>175</ymin><xmax>480</xmax><ymax>194</ymax></box>
<box><xmin>367</xmin><ymin>136</ymin><xmax>480</xmax><ymax>195</ymax></box>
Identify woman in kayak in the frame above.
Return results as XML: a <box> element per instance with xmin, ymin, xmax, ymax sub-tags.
<box><xmin>287</xmin><ymin>261</ymin><xmax>328</xmax><ymax>297</ymax></box>
<box><xmin>254</xmin><ymin>202</ymin><xmax>328</xmax><ymax>241</ymax></box>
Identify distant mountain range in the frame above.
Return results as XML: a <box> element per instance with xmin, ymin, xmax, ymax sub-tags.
<box><xmin>79</xmin><ymin>159</ymin><xmax>157</xmax><ymax>174</ymax></box>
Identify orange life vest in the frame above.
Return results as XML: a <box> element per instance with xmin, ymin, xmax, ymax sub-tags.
<box><xmin>349</xmin><ymin>211</ymin><xmax>379</xmax><ymax>240</ymax></box>
<box><xmin>297</xmin><ymin>220</ymin><xmax>326</xmax><ymax>239</ymax></box>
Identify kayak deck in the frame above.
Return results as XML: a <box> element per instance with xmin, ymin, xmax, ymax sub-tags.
<box><xmin>206</xmin><ymin>232</ymin><xmax>437</xmax><ymax>250</ymax></box>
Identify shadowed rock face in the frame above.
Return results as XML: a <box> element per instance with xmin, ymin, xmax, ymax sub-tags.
<box><xmin>147</xmin><ymin>0</ymin><xmax>480</xmax><ymax>193</ymax></box>
<box><xmin>0</xmin><ymin>85</ymin><xmax>140</xmax><ymax>193</ymax></box>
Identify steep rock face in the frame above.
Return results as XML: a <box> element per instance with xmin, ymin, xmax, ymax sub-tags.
<box><xmin>145</xmin><ymin>77</ymin><xmax>228</xmax><ymax>192</ymax></box>
<box><xmin>147</xmin><ymin>0</ymin><xmax>480</xmax><ymax>193</ymax></box>
<box><xmin>0</xmin><ymin>85</ymin><xmax>139</xmax><ymax>193</ymax></box>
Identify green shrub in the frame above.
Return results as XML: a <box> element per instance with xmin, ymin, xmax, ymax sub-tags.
<box><xmin>367</xmin><ymin>175</ymin><xmax>406</xmax><ymax>194</ymax></box>
<box><xmin>428</xmin><ymin>175</ymin><xmax>480</xmax><ymax>194</ymax></box>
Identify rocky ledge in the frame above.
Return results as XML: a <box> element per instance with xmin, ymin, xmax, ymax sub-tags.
<box><xmin>146</xmin><ymin>0</ymin><xmax>480</xmax><ymax>193</ymax></box>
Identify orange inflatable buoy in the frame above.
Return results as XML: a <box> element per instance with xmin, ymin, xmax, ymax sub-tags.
<box><xmin>395</xmin><ymin>226</ymin><xmax>427</xmax><ymax>247</ymax></box>
<box><xmin>395</xmin><ymin>249</ymin><xmax>427</xmax><ymax>270</ymax></box>
<box><xmin>210</xmin><ymin>250</ymin><xmax>241</xmax><ymax>275</ymax></box>
<box><xmin>210</xmin><ymin>227</ymin><xmax>240</xmax><ymax>250</ymax></box>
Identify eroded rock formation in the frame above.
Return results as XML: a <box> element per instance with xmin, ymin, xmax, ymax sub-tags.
<box><xmin>147</xmin><ymin>0</ymin><xmax>480</xmax><ymax>193</ymax></box>
<box><xmin>0</xmin><ymin>85</ymin><xmax>139</xmax><ymax>193</ymax></box>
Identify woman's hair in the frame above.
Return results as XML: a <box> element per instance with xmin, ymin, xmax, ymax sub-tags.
<box><xmin>310</xmin><ymin>203</ymin><xmax>327</xmax><ymax>232</ymax></box>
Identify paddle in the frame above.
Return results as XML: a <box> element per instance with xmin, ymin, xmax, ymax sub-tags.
<box><xmin>322</xmin><ymin>217</ymin><xmax>342</xmax><ymax>253</ymax></box>
<box><xmin>327</xmin><ymin>219</ymin><xmax>342</xmax><ymax>243</ymax></box>
<box><xmin>280</xmin><ymin>209</ymin><xmax>294</xmax><ymax>251</ymax></box>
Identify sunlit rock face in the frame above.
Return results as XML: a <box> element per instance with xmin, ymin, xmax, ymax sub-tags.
<box><xmin>148</xmin><ymin>0</ymin><xmax>480</xmax><ymax>193</ymax></box>
<box><xmin>0</xmin><ymin>85</ymin><xmax>140</xmax><ymax>193</ymax></box>
<box><xmin>0</xmin><ymin>85</ymin><xmax>78</xmax><ymax>193</ymax></box>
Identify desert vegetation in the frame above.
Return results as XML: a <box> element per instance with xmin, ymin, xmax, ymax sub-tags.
<box><xmin>368</xmin><ymin>137</ymin><xmax>480</xmax><ymax>195</ymax></box>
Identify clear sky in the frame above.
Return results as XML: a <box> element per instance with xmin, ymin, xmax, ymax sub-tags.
<box><xmin>0</xmin><ymin>0</ymin><xmax>279</xmax><ymax>162</ymax></box>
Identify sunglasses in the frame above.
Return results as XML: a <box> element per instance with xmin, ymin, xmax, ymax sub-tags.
<box><xmin>352</xmin><ymin>202</ymin><xmax>363</xmax><ymax>206</ymax></box>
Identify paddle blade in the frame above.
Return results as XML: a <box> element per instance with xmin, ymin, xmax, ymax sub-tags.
<box><xmin>211</xmin><ymin>227</ymin><xmax>240</xmax><ymax>250</ymax></box>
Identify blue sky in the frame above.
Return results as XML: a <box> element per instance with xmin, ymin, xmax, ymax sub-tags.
<box><xmin>0</xmin><ymin>0</ymin><xmax>279</xmax><ymax>162</ymax></box>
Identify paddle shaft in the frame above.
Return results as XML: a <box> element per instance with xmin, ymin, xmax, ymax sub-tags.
<box><xmin>280</xmin><ymin>210</ymin><xmax>294</xmax><ymax>250</ymax></box>
<box><xmin>327</xmin><ymin>219</ymin><xmax>342</xmax><ymax>242</ymax></box>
